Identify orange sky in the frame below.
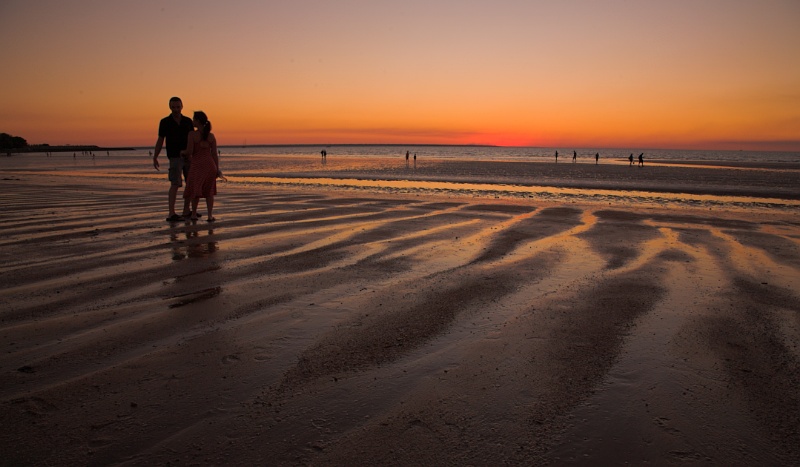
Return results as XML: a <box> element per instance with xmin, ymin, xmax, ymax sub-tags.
<box><xmin>1</xmin><ymin>0</ymin><xmax>799</xmax><ymax>151</ymax></box>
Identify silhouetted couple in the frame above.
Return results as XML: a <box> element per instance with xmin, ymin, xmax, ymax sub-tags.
<box><xmin>153</xmin><ymin>97</ymin><xmax>220</xmax><ymax>222</ymax></box>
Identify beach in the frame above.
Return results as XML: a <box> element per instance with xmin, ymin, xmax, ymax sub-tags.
<box><xmin>1</xmin><ymin>153</ymin><xmax>799</xmax><ymax>465</ymax></box>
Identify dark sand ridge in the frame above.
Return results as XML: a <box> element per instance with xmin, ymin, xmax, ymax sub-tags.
<box><xmin>0</xmin><ymin>173</ymin><xmax>798</xmax><ymax>465</ymax></box>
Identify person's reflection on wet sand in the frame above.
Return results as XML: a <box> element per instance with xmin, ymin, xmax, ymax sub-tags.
<box><xmin>170</xmin><ymin>232</ymin><xmax>185</xmax><ymax>261</ymax></box>
<box><xmin>170</xmin><ymin>228</ymin><xmax>218</xmax><ymax>261</ymax></box>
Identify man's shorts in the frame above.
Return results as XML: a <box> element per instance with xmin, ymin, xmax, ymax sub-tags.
<box><xmin>183</xmin><ymin>156</ymin><xmax>191</xmax><ymax>181</ymax></box>
<box><xmin>168</xmin><ymin>156</ymin><xmax>192</xmax><ymax>187</ymax></box>
<box><xmin>168</xmin><ymin>157</ymin><xmax>184</xmax><ymax>187</ymax></box>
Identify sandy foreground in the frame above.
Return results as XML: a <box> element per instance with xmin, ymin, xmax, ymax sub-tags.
<box><xmin>1</xmin><ymin>160</ymin><xmax>799</xmax><ymax>465</ymax></box>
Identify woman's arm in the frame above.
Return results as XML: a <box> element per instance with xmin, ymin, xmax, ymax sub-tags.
<box><xmin>210</xmin><ymin>135</ymin><xmax>220</xmax><ymax>174</ymax></box>
<box><xmin>181</xmin><ymin>132</ymin><xmax>197</xmax><ymax>158</ymax></box>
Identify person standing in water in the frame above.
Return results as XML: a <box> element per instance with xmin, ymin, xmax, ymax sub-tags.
<box><xmin>595</xmin><ymin>153</ymin><xmax>599</xmax><ymax>165</ymax></box>
<box><xmin>638</xmin><ymin>153</ymin><xmax>644</xmax><ymax>167</ymax></box>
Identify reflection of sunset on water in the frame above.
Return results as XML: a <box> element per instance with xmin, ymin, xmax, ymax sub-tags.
<box><xmin>231</xmin><ymin>176</ymin><xmax>800</xmax><ymax>210</ymax></box>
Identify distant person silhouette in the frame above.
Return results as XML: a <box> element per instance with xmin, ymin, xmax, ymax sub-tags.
<box><xmin>595</xmin><ymin>153</ymin><xmax>599</xmax><ymax>165</ymax></box>
<box><xmin>638</xmin><ymin>153</ymin><xmax>644</xmax><ymax>167</ymax></box>
<box><xmin>629</xmin><ymin>153</ymin><xmax>634</xmax><ymax>166</ymax></box>
<box><xmin>573</xmin><ymin>150</ymin><xmax>577</xmax><ymax>163</ymax></box>
<box><xmin>555</xmin><ymin>150</ymin><xmax>559</xmax><ymax>163</ymax></box>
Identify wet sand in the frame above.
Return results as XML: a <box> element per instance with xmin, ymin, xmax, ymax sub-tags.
<box><xmin>224</xmin><ymin>155</ymin><xmax>800</xmax><ymax>202</ymax></box>
<box><xmin>1</xmin><ymin>162</ymin><xmax>799</xmax><ymax>465</ymax></box>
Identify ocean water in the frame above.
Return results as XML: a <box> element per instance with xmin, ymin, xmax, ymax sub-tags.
<box><xmin>227</xmin><ymin>145</ymin><xmax>800</xmax><ymax>164</ymax></box>
<box><xmin>10</xmin><ymin>145</ymin><xmax>799</xmax><ymax>168</ymax></box>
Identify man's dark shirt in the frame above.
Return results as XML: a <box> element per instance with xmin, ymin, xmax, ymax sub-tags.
<box><xmin>159</xmin><ymin>115</ymin><xmax>194</xmax><ymax>158</ymax></box>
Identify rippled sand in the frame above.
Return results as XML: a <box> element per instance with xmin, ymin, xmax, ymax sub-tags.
<box><xmin>1</xmin><ymin>163</ymin><xmax>799</xmax><ymax>464</ymax></box>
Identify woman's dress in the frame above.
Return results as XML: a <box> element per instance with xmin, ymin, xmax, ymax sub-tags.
<box><xmin>184</xmin><ymin>139</ymin><xmax>217</xmax><ymax>199</ymax></box>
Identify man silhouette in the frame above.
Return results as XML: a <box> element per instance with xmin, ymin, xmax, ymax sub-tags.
<box><xmin>153</xmin><ymin>97</ymin><xmax>195</xmax><ymax>222</ymax></box>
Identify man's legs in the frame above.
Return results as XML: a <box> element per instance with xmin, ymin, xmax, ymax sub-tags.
<box><xmin>168</xmin><ymin>185</ymin><xmax>179</xmax><ymax>216</ymax></box>
<box><xmin>167</xmin><ymin>158</ymin><xmax>184</xmax><ymax>220</ymax></box>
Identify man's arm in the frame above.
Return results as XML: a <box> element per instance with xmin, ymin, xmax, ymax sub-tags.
<box><xmin>153</xmin><ymin>136</ymin><xmax>165</xmax><ymax>170</ymax></box>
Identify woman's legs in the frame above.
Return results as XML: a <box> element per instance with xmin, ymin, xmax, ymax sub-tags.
<box><xmin>206</xmin><ymin>196</ymin><xmax>215</xmax><ymax>221</ymax></box>
<box><xmin>191</xmin><ymin>198</ymin><xmax>199</xmax><ymax>220</ymax></box>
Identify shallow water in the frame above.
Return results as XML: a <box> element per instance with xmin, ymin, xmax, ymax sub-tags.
<box><xmin>3</xmin><ymin>149</ymin><xmax>799</xmax><ymax>211</ymax></box>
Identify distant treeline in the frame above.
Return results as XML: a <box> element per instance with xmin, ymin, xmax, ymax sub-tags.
<box><xmin>1</xmin><ymin>132</ymin><xmax>28</xmax><ymax>150</ymax></box>
<box><xmin>1</xmin><ymin>132</ymin><xmax>133</xmax><ymax>154</ymax></box>
<box><xmin>19</xmin><ymin>145</ymin><xmax>134</xmax><ymax>153</ymax></box>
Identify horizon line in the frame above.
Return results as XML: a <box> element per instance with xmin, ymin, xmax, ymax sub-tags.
<box><xmin>23</xmin><ymin>142</ymin><xmax>800</xmax><ymax>154</ymax></box>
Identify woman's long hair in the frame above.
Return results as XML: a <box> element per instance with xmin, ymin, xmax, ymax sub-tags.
<box><xmin>193</xmin><ymin>111</ymin><xmax>211</xmax><ymax>141</ymax></box>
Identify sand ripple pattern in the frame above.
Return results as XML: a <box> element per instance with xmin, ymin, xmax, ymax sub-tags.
<box><xmin>0</xmin><ymin>179</ymin><xmax>798</xmax><ymax>465</ymax></box>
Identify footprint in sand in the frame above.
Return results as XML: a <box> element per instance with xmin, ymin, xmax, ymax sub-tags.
<box><xmin>222</xmin><ymin>354</ymin><xmax>241</xmax><ymax>364</ymax></box>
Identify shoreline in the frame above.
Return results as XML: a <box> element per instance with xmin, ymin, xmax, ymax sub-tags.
<box><xmin>3</xmin><ymin>152</ymin><xmax>800</xmax><ymax>205</ymax></box>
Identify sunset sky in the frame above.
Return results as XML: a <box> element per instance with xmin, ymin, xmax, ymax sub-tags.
<box><xmin>1</xmin><ymin>0</ymin><xmax>798</xmax><ymax>150</ymax></box>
